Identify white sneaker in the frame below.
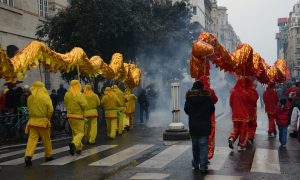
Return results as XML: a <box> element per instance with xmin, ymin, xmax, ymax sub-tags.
<box><xmin>238</xmin><ymin>146</ymin><xmax>246</xmax><ymax>152</ymax></box>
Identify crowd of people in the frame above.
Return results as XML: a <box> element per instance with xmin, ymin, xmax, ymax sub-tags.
<box><xmin>184</xmin><ymin>77</ymin><xmax>300</xmax><ymax>174</ymax></box>
<box><xmin>0</xmin><ymin>80</ymin><xmax>141</xmax><ymax>166</ymax></box>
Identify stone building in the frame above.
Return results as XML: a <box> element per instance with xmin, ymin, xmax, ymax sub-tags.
<box><xmin>276</xmin><ymin>18</ymin><xmax>288</xmax><ymax>60</ymax></box>
<box><xmin>0</xmin><ymin>0</ymin><xmax>69</xmax><ymax>90</ymax></box>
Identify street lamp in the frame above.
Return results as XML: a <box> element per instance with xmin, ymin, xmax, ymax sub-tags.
<box><xmin>163</xmin><ymin>81</ymin><xmax>190</xmax><ymax>140</ymax></box>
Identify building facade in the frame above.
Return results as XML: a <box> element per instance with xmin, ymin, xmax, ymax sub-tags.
<box><xmin>276</xmin><ymin>18</ymin><xmax>288</xmax><ymax>60</ymax></box>
<box><xmin>287</xmin><ymin>2</ymin><xmax>300</xmax><ymax>79</ymax></box>
<box><xmin>0</xmin><ymin>0</ymin><xmax>69</xmax><ymax>90</ymax></box>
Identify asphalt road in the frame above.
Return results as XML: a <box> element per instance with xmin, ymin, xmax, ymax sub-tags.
<box><xmin>0</xmin><ymin>108</ymin><xmax>300</xmax><ymax>180</ymax></box>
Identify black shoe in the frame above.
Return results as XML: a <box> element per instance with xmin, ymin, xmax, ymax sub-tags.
<box><xmin>45</xmin><ymin>157</ymin><xmax>54</xmax><ymax>162</ymax></box>
<box><xmin>76</xmin><ymin>150</ymin><xmax>82</xmax><ymax>155</ymax></box>
<box><xmin>25</xmin><ymin>156</ymin><xmax>32</xmax><ymax>166</ymax></box>
<box><xmin>207</xmin><ymin>161</ymin><xmax>210</xmax><ymax>165</ymax></box>
<box><xmin>69</xmin><ymin>143</ymin><xmax>76</xmax><ymax>156</ymax></box>
<box><xmin>192</xmin><ymin>165</ymin><xmax>199</xmax><ymax>171</ymax></box>
<box><xmin>200</xmin><ymin>169</ymin><xmax>208</xmax><ymax>174</ymax></box>
<box><xmin>228</xmin><ymin>139</ymin><xmax>234</xmax><ymax>149</ymax></box>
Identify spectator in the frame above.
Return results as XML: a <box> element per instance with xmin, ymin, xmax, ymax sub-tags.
<box><xmin>288</xmin><ymin>89</ymin><xmax>300</xmax><ymax>138</ymax></box>
<box><xmin>138</xmin><ymin>88</ymin><xmax>149</xmax><ymax>123</ymax></box>
<box><xmin>50</xmin><ymin>89</ymin><xmax>58</xmax><ymax>110</ymax></box>
<box><xmin>19</xmin><ymin>85</ymin><xmax>31</xmax><ymax>107</ymax></box>
<box><xmin>275</xmin><ymin>99</ymin><xmax>289</xmax><ymax>147</ymax></box>
<box><xmin>0</xmin><ymin>88</ymin><xmax>8</xmax><ymax>114</ymax></box>
<box><xmin>57</xmin><ymin>84</ymin><xmax>67</xmax><ymax>103</ymax></box>
<box><xmin>5</xmin><ymin>84</ymin><xmax>17</xmax><ymax>113</ymax></box>
<box><xmin>184</xmin><ymin>81</ymin><xmax>215</xmax><ymax>173</ymax></box>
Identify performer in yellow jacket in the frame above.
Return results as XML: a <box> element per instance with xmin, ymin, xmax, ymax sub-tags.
<box><xmin>101</xmin><ymin>87</ymin><xmax>121</xmax><ymax>139</ymax></box>
<box><xmin>112</xmin><ymin>85</ymin><xmax>125</xmax><ymax>134</ymax></box>
<box><xmin>64</xmin><ymin>80</ymin><xmax>88</xmax><ymax>155</ymax></box>
<box><xmin>124</xmin><ymin>88</ymin><xmax>137</xmax><ymax>130</ymax></box>
<box><xmin>24</xmin><ymin>81</ymin><xmax>54</xmax><ymax>166</ymax></box>
<box><xmin>83</xmin><ymin>85</ymin><xmax>100</xmax><ymax>144</ymax></box>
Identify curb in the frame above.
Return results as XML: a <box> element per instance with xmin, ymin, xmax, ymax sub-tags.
<box><xmin>0</xmin><ymin>136</ymin><xmax>72</xmax><ymax>151</ymax></box>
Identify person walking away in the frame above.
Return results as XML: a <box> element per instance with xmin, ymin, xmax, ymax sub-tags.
<box><xmin>124</xmin><ymin>88</ymin><xmax>137</xmax><ymax>130</ymax></box>
<box><xmin>184</xmin><ymin>81</ymin><xmax>215</xmax><ymax>174</ymax></box>
<box><xmin>100</xmin><ymin>87</ymin><xmax>121</xmax><ymax>139</ymax></box>
<box><xmin>199</xmin><ymin>76</ymin><xmax>218</xmax><ymax>161</ymax></box>
<box><xmin>275</xmin><ymin>99</ymin><xmax>289</xmax><ymax>147</ymax></box>
<box><xmin>246</xmin><ymin>79</ymin><xmax>259</xmax><ymax>144</ymax></box>
<box><xmin>50</xmin><ymin>89</ymin><xmax>58</xmax><ymax>110</ymax></box>
<box><xmin>228</xmin><ymin>79</ymin><xmax>251</xmax><ymax>152</ymax></box>
<box><xmin>57</xmin><ymin>84</ymin><xmax>67</xmax><ymax>105</ymax></box>
<box><xmin>263</xmin><ymin>82</ymin><xmax>279</xmax><ymax>138</ymax></box>
<box><xmin>112</xmin><ymin>85</ymin><xmax>125</xmax><ymax>134</ymax></box>
<box><xmin>64</xmin><ymin>80</ymin><xmax>88</xmax><ymax>155</ymax></box>
<box><xmin>24</xmin><ymin>81</ymin><xmax>54</xmax><ymax>166</ymax></box>
<box><xmin>138</xmin><ymin>89</ymin><xmax>149</xmax><ymax>123</ymax></box>
<box><xmin>83</xmin><ymin>85</ymin><xmax>100</xmax><ymax>144</ymax></box>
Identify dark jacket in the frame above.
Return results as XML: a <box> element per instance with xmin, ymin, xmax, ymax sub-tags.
<box><xmin>184</xmin><ymin>89</ymin><xmax>215</xmax><ymax>137</ymax></box>
<box><xmin>138</xmin><ymin>90</ymin><xmax>149</xmax><ymax>109</ymax></box>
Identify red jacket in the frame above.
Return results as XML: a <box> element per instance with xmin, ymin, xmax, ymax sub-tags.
<box><xmin>230</xmin><ymin>79</ymin><xmax>250</xmax><ymax>122</ymax></box>
<box><xmin>247</xmin><ymin>88</ymin><xmax>258</xmax><ymax>114</ymax></box>
<box><xmin>275</xmin><ymin>106</ymin><xmax>289</xmax><ymax>126</ymax></box>
<box><xmin>263</xmin><ymin>87</ymin><xmax>279</xmax><ymax>114</ymax></box>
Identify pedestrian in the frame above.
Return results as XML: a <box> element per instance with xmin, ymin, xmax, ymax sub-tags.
<box><xmin>64</xmin><ymin>80</ymin><xmax>88</xmax><ymax>155</ymax></box>
<box><xmin>275</xmin><ymin>99</ymin><xmax>289</xmax><ymax>147</ymax></box>
<box><xmin>50</xmin><ymin>89</ymin><xmax>58</xmax><ymax>110</ymax></box>
<box><xmin>138</xmin><ymin>88</ymin><xmax>149</xmax><ymax>124</ymax></box>
<box><xmin>19</xmin><ymin>85</ymin><xmax>31</xmax><ymax>107</ymax></box>
<box><xmin>228</xmin><ymin>78</ymin><xmax>251</xmax><ymax>152</ymax></box>
<box><xmin>263</xmin><ymin>82</ymin><xmax>279</xmax><ymax>138</ymax></box>
<box><xmin>24</xmin><ymin>81</ymin><xmax>54</xmax><ymax>166</ymax></box>
<box><xmin>83</xmin><ymin>85</ymin><xmax>100</xmax><ymax>144</ymax></box>
<box><xmin>184</xmin><ymin>80</ymin><xmax>215</xmax><ymax>173</ymax></box>
<box><xmin>57</xmin><ymin>84</ymin><xmax>67</xmax><ymax>104</ymax></box>
<box><xmin>5</xmin><ymin>84</ymin><xmax>17</xmax><ymax>113</ymax></box>
<box><xmin>246</xmin><ymin>79</ymin><xmax>259</xmax><ymax>144</ymax></box>
<box><xmin>100</xmin><ymin>87</ymin><xmax>120</xmax><ymax>140</ymax></box>
<box><xmin>0</xmin><ymin>88</ymin><xmax>8</xmax><ymax>115</ymax></box>
<box><xmin>199</xmin><ymin>76</ymin><xmax>218</xmax><ymax>161</ymax></box>
<box><xmin>124</xmin><ymin>88</ymin><xmax>137</xmax><ymax>130</ymax></box>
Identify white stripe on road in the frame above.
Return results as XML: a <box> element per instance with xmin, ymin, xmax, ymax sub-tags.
<box><xmin>204</xmin><ymin>175</ymin><xmax>242</xmax><ymax>180</ymax></box>
<box><xmin>209</xmin><ymin>147</ymin><xmax>231</xmax><ymax>170</ymax></box>
<box><xmin>42</xmin><ymin>145</ymin><xmax>117</xmax><ymax>165</ymax></box>
<box><xmin>130</xmin><ymin>173</ymin><xmax>170</xmax><ymax>179</ymax></box>
<box><xmin>0</xmin><ymin>146</ymin><xmax>69</xmax><ymax>165</ymax></box>
<box><xmin>0</xmin><ymin>147</ymin><xmax>43</xmax><ymax>159</ymax></box>
<box><xmin>137</xmin><ymin>145</ymin><xmax>191</xmax><ymax>169</ymax></box>
<box><xmin>250</xmin><ymin>148</ymin><xmax>280</xmax><ymax>174</ymax></box>
<box><xmin>89</xmin><ymin>144</ymin><xmax>154</xmax><ymax>166</ymax></box>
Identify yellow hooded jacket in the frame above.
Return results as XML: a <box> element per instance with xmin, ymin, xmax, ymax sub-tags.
<box><xmin>124</xmin><ymin>89</ymin><xmax>137</xmax><ymax>114</ymax></box>
<box><xmin>64</xmin><ymin>80</ymin><xmax>88</xmax><ymax>120</ymax></box>
<box><xmin>112</xmin><ymin>85</ymin><xmax>125</xmax><ymax>111</ymax></box>
<box><xmin>25</xmin><ymin>81</ymin><xmax>53</xmax><ymax>133</ymax></box>
<box><xmin>83</xmin><ymin>85</ymin><xmax>100</xmax><ymax>117</ymax></box>
<box><xmin>100</xmin><ymin>87</ymin><xmax>121</xmax><ymax>118</ymax></box>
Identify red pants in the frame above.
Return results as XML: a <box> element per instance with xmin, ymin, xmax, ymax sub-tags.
<box><xmin>267</xmin><ymin>113</ymin><xmax>276</xmax><ymax>134</ymax></box>
<box><xmin>208</xmin><ymin>113</ymin><xmax>215</xmax><ymax>160</ymax></box>
<box><xmin>229</xmin><ymin>121</ymin><xmax>249</xmax><ymax>147</ymax></box>
<box><xmin>248</xmin><ymin>111</ymin><xmax>257</xmax><ymax>140</ymax></box>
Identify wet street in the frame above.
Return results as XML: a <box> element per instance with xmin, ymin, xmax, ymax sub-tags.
<box><xmin>0</xmin><ymin>108</ymin><xmax>300</xmax><ymax>180</ymax></box>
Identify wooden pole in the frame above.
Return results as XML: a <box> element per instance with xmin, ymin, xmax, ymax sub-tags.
<box><xmin>77</xmin><ymin>66</ymin><xmax>80</xmax><ymax>81</ymax></box>
<box><xmin>39</xmin><ymin>63</ymin><xmax>43</xmax><ymax>82</ymax></box>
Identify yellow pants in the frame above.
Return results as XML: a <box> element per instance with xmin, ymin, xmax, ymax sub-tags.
<box><xmin>106</xmin><ymin>118</ymin><xmax>117</xmax><ymax>139</ymax></box>
<box><xmin>25</xmin><ymin>128</ymin><xmax>52</xmax><ymax>158</ymax></box>
<box><xmin>68</xmin><ymin>119</ymin><xmax>84</xmax><ymax>150</ymax></box>
<box><xmin>117</xmin><ymin>112</ymin><xmax>124</xmax><ymax>134</ymax></box>
<box><xmin>123</xmin><ymin>114</ymin><xmax>130</xmax><ymax>128</ymax></box>
<box><xmin>85</xmin><ymin>117</ymin><xmax>98</xmax><ymax>143</ymax></box>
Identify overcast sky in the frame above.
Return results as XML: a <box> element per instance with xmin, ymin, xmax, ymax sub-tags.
<box><xmin>217</xmin><ymin>0</ymin><xmax>299</xmax><ymax>64</ymax></box>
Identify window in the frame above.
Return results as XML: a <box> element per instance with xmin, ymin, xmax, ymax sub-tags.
<box><xmin>192</xmin><ymin>6</ymin><xmax>197</xmax><ymax>15</ymax></box>
<box><xmin>297</xmin><ymin>69</ymin><xmax>300</xmax><ymax>77</ymax></box>
<box><xmin>297</xmin><ymin>38</ymin><xmax>300</xmax><ymax>44</ymax></box>
<box><xmin>1</xmin><ymin>0</ymin><xmax>13</xmax><ymax>6</ymax></box>
<box><xmin>298</xmin><ymin>59</ymin><xmax>300</xmax><ymax>66</ymax></box>
<box><xmin>38</xmin><ymin>0</ymin><xmax>48</xmax><ymax>17</ymax></box>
